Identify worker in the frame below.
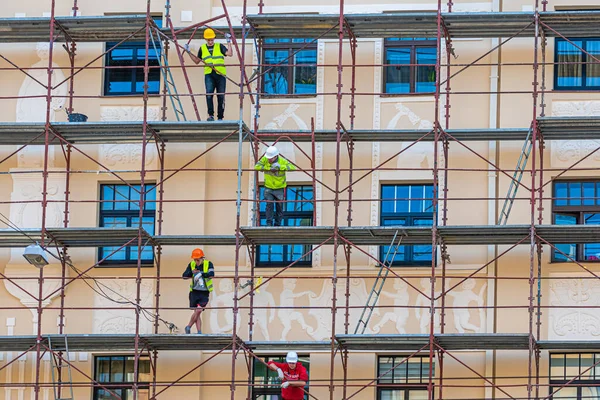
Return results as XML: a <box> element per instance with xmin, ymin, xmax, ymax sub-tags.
<box><xmin>184</xmin><ymin>28</ymin><xmax>233</xmax><ymax>121</ymax></box>
<box><xmin>267</xmin><ymin>352</ymin><xmax>308</xmax><ymax>400</ymax></box>
<box><xmin>182</xmin><ymin>248</ymin><xmax>214</xmax><ymax>334</ymax></box>
<box><xmin>254</xmin><ymin>146</ymin><xmax>297</xmax><ymax>226</ymax></box>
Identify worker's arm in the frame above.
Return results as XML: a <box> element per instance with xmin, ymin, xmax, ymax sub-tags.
<box><xmin>287</xmin><ymin>380</ymin><xmax>306</xmax><ymax>387</ymax></box>
<box><xmin>182</xmin><ymin>44</ymin><xmax>201</xmax><ymax>65</ymax></box>
<box><xmin>202</xmin><ymin>261</ymin><xmax>215</xmax><ymax>278</ymax></box>
<box><xmin>279</xmin><ymin>158</ymin><xmax>297</xmax><ymax>171</ymax></box>
<box><xmin>182</xmin><ymin>264</ymin><xmax>193</xmax><ymax>280</ymax></box>
<box><xmin>254</xmin><ymin>157</ymin><xmax>267</xmax><ymax>171</ymax></box>
<box><xmin>268</xmin><ymin>361</ymin><xmax>286</xmax><ymax>380</ymax></box>
<box><xmin>222</xmin><ymin>42</ymin><xmax>233</xmax><ymax>57</ymax></box>
<box><xmin>287</xmin><ymin>365</ymin><xmax>308</xmax><ymax>387</ymax></box>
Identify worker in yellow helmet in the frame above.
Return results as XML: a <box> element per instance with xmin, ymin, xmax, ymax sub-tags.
<box><xmin>184</xmin><ymin>28</ymin><xmax>233</xmax><ymax>121</ymax></box>
<box><xmin>182</xmin><ymin>248</ymin><xmax>215</xmax><ymax>334</ymax></box>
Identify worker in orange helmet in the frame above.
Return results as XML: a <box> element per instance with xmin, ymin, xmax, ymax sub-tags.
<box><xmin>182</xmin><ymin>248</ymin><xmax>214</xmax><ymax>334</ymax></box>
<box><xmin>184</xmin><ymin>28</ymin><xmax>233</xmax><ymax>121</ymax></box>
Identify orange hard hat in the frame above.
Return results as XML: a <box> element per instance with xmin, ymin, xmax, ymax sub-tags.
<box><xmin>191</xmin><ymin>248</ymin><xmax>204</xmax><ymax>259</ymax></box>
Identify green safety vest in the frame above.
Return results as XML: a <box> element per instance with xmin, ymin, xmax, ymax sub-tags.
<box><xmin>200</xmin><ymin>44</ymin><xmax>227</xmax><ymax>76</ymax></box>
<box><xmin>190</xmin><ymin>259</ymin><xmax>213</xmax><ymax>292</ymax></box>
<box><xmin>254</xmin><ymin>156</ymin><xmax>296</xmax><ymax>189</ymax></box>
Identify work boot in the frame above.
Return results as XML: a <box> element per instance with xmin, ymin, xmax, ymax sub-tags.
<box><xmin>185</xmin><ymin>326</ymin><xmax>191</xmax><ymax>334</ymax></box>
<box><xmin>197</xmin><ymin>330</ymin><xmax>202</xmax><ymax>334</ymax></box>
<box><xmin>207</xmin><ymin>116</ymin><xmax>215</xmax><ymax>122</ymax></box>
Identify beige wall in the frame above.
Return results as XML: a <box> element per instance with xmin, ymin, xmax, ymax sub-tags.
<box><xmin>1</xmin><ymin>0</ymin><xmax>599</xmax><ymax>399</ymax></box>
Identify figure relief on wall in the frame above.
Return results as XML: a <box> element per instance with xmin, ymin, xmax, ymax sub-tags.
<box><xmin>93</xmin><ymin>280</ymin><xmax>154</xmax><ymax>334</ymax></box>
<box><xmin>372</xmin><ymin>280</ymin><xmax>410</xmax><ymax>334</ymax></box>
<box><xmin>549</xmin><ymin>278</ymin><xmax>600</xmax><ymax>339</ymax></box>
<box><xmin>307</xmin><ymin>278</ymin><xmax>370</xmax><ymax>340</ymax></box>
<box><xmin>387</xmin><ymin>103</ymin><xmax>436</xmax><ymax>169</ymax></box>
<box><xmin>13</xmin><ymin>182</ymin><xmax>63</xmax><ymax>229</ymax></box>
<box><xmin>15</xmin><ymin>42</ymin><xmax>67</xmax><ymax>168</ymax></box>
<box><xmin>251</xmin><ymin>280</ymin><xmax>276</xmax><ymax>340</ymax></box>
<box><xmin>551</xmin><ymin>101</ymin><xmax>600</xmax><ymax>167</ymax></box>
<box><xmin>279</xmin><ymin>278</ymin><xmax>315</xmax><ymax>340</ymax></box>
<box><xmin>447</xmin><ymin>279</ymin><xmax>486</xmax><ymax>333</ymax></box>
<box><xmin>415</xmin><ymin>278</ymin><xmax>441</xmax><ymax>334</ymax></box>
<box><xmin>209</xmin><ymin>279</ymin><xmax>241</xmax><ymax>334</ymax></box>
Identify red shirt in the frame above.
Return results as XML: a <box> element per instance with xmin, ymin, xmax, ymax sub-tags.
<box><xmin>268</xmin><ymin>361</ymin><xmax>309</xmax><ymax>400</ymax></box>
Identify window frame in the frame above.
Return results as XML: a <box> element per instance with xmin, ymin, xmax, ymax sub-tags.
<box><xmin>554</xmin><ymin>37</ymin><xmax>600</xmax><ymax>91</ymax></box>
<box><xmin>98</xmin><ymin>183</ymin><xmax>156</xmax><ymax>267</ymax></box>
<box><xmin>376</xmin><ymin>355</ymin><xmax>432</xmax><ymax>400</ymax></box>
<box><xmin>93</xmin><ymin>355</ymin><xmax>150</xmax><ymax>400</ymax></box>
<box><xmin>551</xmin><ymin>179</ymin><xmax>600</xmax><ymax>262</ymax></box>
<box><xmin>251</xmin><ymin>354</ymin><xmax>310</xmax><ymax>400</ymax></box>
<box><xmin>380</xmin><ymin>183</ymin><xmax>435</xmax><ymax>266</ymax></box>
<box><xmin>261</xmin><ymin>39</ymin><xmax>318</xmax><ymax>97</ymax></box>
<box><xmin>257</xmin><ymin>185</ymin><xmax>314</xmax><ymax>267</ymax></box>
<box><xmin>383</xmin><ymin>38</ymin><xmax>437</xmax><ymax>95</ymax></box>
<box><xmin>549</xmin><ymin>353</ymin><xmax>600</xmax><ymax>400</ymax></box>
<box><xmin>103</xmin><ymin>15</ymin><xmax>162</xmax><ymax>96</ymax></box>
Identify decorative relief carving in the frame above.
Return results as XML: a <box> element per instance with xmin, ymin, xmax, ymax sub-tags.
<box><xmin>92</xmin><ymin>280</ymin><xmax>154</xmax><ymax>334</ymax></box>
<box><xmin>210</xmin><ymin>279</ymin><xmax>240</xmax><ymax>334</ymax></box>
<box><xmin>447</xmin><ymin>279</ymin><xmax>486</xmax><ymax>333</ymax></box>
<box><xmin>3</xmin><ymin>264</ymin><xmax>65</xmax><ymax>312</ymax></box>
<box><xmin>551</xmin><ymin>101</ymin><xmax>600</xmax><ymax>167</ymax></box>
<box><xmin>549</xmin><ymin>277</ymin><xmax>600</xmax><ymax>339</ymax></box>
<box><xmin>98</xmin><ymin>106</ymin><xmax>159</xmax><ymax>169</ymax></box>
<box><xmin>368</xmin><ymin>142</ymin><xmax>380</xmax><ymax>266</ymax></box>
<box><xmin>372</xmin><ymin>280</ymin><xmax>410</xmax><ymax>334</ymax></box>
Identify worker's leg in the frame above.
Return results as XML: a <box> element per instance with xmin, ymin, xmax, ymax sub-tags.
<box><xmin>215</xmin><ymin>74</ymin><xmax>226</xmax><ymax>120</ymax></box>
<box><xmin>264</xmin><ymin>188</ymin><xmax>276</xmax><ymax>226</ymax></box>
<box><xmin>194</xmin><ymin>307</ymin><xmax>204</xmax><ymax>333</ymax></box>
<box><xmin>273</xmin><ymin>188</ymin><xmax>285</xmax><ymax>226</ymax></box>
<box><xmin>205</xmin><ymin>73</ymin><xmax>216</xmax><ymax>119</ymax></box>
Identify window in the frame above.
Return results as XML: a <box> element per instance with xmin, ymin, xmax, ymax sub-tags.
<box><xmin>252</xmin><ymin>355</ymin><xmax>310</xmax><ymax>400</ymax></box>
<box><xmin>552</xmin><ymin>180</ymin><xmax>600</xmax><ymax>262</ymax></box>
<box><xmin>384</xmin><ymin>38</ymin><xmax>437</xmax><ymax>94</ymax></box>
<box><xmin>93</xmin><ymin>355</ymin><xmax>150</xmax><ymax>400</ymax></box>
<box><xmin>257</xmin><ymin>185</ymin><xmax>314</xmax><ymax>266</ymax></box>
<box><xmin>99</xmin><ymin>184</ymin><xmax>156</xmax><ymax>265</ymax></box>
<box><xmin>263</xmin><ymin>39</ymin><xmax>317</xmax><ymax>95</ymax></box>
<box><xmin>104</xmin><ymin>17</ymin><xmax>162</xmax><ymax>95</ymax></box>
<box><xmin>377</xmin><ymin>356</ymin><xmax>433</xmax><ymax>400</ymax></box>
<box><xmin>550</xmin><ymin>353</ymin><xmax>600</xmax><ymax>399</ymax></box>
<box><xmin>380</xmin><ymin>184</ymin><xmax>434</xmax><ymax>265</ymax></box>
<box><xmin>555</xmin><ymin>38</ymin><xmax>600</xmax><ymax>90</ymax></box>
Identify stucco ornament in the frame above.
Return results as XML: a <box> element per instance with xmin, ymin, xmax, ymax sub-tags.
<box><xmin>263</xmin><ymin>103</ymin><xmax>309</xmax><ymax>131</ymax></box>
<box><xmin>550</xmin><ymin>278</ymin><xmax>600</xmax><ymax>339</ymax></box>
<box><xmin>551</xmin><ymin>101</ymin><xmax>600</xmax><ymax>167</ymax></box>
<box><xmin>447</xmin><ymin>279</ymin><xmax>486</xmax><ymax>333</ymax></box>
<box><xmin>209</xmin><ymin>279</ymin><xmax>241</xmax><ymax>334</ymax></box>
<box><xmin>15</xmin><ymin>42</ymin><xmax>67</xmax><ymax>168</ymax></box>
<box><xmin>99</xmin><ymin>106</ymin><xmax>159</xmax><ymax>168</ymax></box>
<box><xmin>251</xmin><ymin>280</ymin><xmax>276</xmax><ymax>340</ymax></box>
<box><xmin>93</xmin><ymin>279</ymin><xmax>154</xmax><ymax>334</ymax></box>
<box><xmin>279</xmin><ymin>278</ymin><xmax>315</xmax><ymax>340</ymax></box>
<box><xmin>307</xmin><ymin>278</ymin><xmax>370</xmax><ymax>340</ymax></box>
<box><xmin>415</xmin><ymin>278</ymin><xmax>441</xmax><ymax>334</ymax></box>
<box><xmin>372</xmin><ymin>280</ymin><xmax>410</xmax><ymax>334</ymax></box>
<box><xmin>388</xmin><ymin>103</ymin><xmax>435</xmax><ymax>169</ymax></box>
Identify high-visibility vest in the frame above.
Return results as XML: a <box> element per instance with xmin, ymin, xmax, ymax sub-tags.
<box><xmin>200</xmin><ymin>44</ymin><xmax>226</xmax><ymax>76</ymax></box>
<box><xmin>189</xmin><ymin>259</ymin><xmax>213</xmax><ymax>292</ymax></box>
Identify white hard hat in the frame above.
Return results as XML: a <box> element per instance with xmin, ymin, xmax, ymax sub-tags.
<box><xmin>286</xmin><ymin>351</ymin><xmax>298</xmax><ymax>363</ymax></box>
<box><xmin>265</xmin><ymin>146</ymin><xmax>279</xmax><ymax>159</ymax></box>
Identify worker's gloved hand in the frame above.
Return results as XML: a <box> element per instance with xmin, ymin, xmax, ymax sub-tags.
<box><xmin>201</xmin><ymin>272</ymin><xmax>211</xmax><ymax>278</ymax></box>
<box><xmin>183</xmin><ymin>43</ymin><xmax>190</xmax><ymax>52</ymax></box>
<box><xmin>276</xmin><ymin>368</ymin><xmax>284</xmax><ymax>380</ymax></box>
<box><xmin>271</xmin><ymin>162</ymin><xmax>280</xmax><ymax>170</ymax></box>
<box><xmin>225</xmin><ymin>33</ymin><xmax>232</xmax><ymax>43</ymax></box>
<box><xmin>281</xmin><ymin>381</ymin><xmax>290</xmax><ymax>389</ymax></box>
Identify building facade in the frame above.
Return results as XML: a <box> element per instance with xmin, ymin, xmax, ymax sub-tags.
<box><xmin>0</xmin><ymin>0</ymin><xmax>599</xmax><ymax>399</ymax></box>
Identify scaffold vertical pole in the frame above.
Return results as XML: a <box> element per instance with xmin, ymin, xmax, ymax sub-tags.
<box><xmin>132</xmin><ymin>2</ymin><xmax>153</xmax><ymax>399</ymax></box>
<box><xmin>231</xmin><ymin>0</ymin><xmax>250</xmax><ymax>398</ymax></box>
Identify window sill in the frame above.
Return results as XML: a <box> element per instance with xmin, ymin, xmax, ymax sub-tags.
<box><xmin>101</xmin><ymin>94</ymin><xmax>162</xmax><ymax>98</ymax></box>
<box><xmin>256</xmin><ymin>264</ymin><xmax>312</xmax><ymax>268</ymax></box>
<box><xmin>260</xmin><ymin>95</ymin><xmax>318</xmax><ymax>104</ymax></box>
<box><xmin>551</xmin><ymin>89</ymin><xmax>600</xmax><ymax>93</ymax></box>
<box><xmin>379</xmin><ymin>93</ymin><xmax>435</xmax><ymax>99</ymax></box>
<box><xmin>96</xmin><ymin>263</ymin><xmax>155</xmax><ymax>268</ymax></box>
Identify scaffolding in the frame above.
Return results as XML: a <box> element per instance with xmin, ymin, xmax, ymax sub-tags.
<box><xmin>1</xmin><ymin>0</ymin><xmax>600</xmax><ymax>399</ymax></box>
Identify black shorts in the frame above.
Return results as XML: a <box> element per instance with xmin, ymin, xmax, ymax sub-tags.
<box><xmin>189</xmin><ymin>291</ymin><xmax>210</xmax><ymax>309</ymax></box>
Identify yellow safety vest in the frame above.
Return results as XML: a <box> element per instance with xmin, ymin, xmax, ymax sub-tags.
<box><xmin>189</xmin><ymin>259</ymin><xmax>213</xmax><ymax>292</ymax></box>
<box><xmin>200</xmin><ymin>44</ymin><xmax>227</xmax><ymax>76</ymax></box>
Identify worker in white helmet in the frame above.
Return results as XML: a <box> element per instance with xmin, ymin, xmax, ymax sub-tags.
<box><xmin>254</xmin><ymin>145</ymin><xmax>296</xmax><ymax>226</ymax></box>
<box><xmin>267</xmin><ymin>351</ymin><xmax>308</xmax><ymax>400</ymax></box>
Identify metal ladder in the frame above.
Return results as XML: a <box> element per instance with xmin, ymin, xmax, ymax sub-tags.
<box><xmin>354</xmin><ymin>231</ymin><xmax>404</xmax><ymax>334</ymax></box>
<box><xmin>497</xmin><ymin>125</ymin><xmax>534</xmax><ymax>225</ymax></box>
<box><xmin>48</xmin><ymin>335</ymin><xmax>74</xmax><ymax>400</ymax></box>
<box><xmin>149</xmin><ymin>27</ymin><xmax>187</xmax><ymax>121</ymax></box>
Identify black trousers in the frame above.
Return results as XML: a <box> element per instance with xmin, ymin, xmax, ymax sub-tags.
<box><xmin>205</xmin><ymin>72</ymin><xmax>226</xmax><ymax>119</ymax></box>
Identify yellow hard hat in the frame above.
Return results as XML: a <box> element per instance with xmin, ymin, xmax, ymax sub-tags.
<box><xmin>204</xmin><ymin>28</ymin><xmax>216</xmax><ymax>40</ymax></box>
